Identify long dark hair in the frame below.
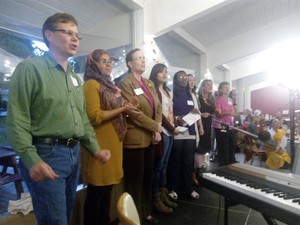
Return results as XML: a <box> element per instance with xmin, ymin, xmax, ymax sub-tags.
<box><xmin>149</xmin><ymin>63</ymin><xmax>171</xmax><ymax>97</ymax></box>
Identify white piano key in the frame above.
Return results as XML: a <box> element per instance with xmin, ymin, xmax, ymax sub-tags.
<box><xmin>203</xmin><ymin>172</ymin><xmax>300</xmax><ymax>215</ymax></box>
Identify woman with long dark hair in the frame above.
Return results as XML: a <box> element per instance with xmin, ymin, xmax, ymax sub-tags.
<box><xmin>149</xmin><ymin>63</ymin><xmax>178</xmax><ymax>214</ymax></box>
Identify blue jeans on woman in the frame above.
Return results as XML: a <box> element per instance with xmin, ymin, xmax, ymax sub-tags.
<box><xmin>19</xmin><ymin>143</ymin><xmax>80</xmax><ymax>225</ymax></box>
<box><xmin>153</xmin><ymin>133</ymin><xmax>174</xmax><ymax>193</ymax></box>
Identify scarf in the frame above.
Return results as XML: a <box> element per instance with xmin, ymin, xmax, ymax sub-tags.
<box><xmin>85</xmin><ymin>53</ymin><xmax>127</xmax><ymax>141</ymax></box>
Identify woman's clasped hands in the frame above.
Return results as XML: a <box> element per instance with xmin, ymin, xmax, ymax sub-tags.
<box><xmin>123</xmin><ymin>101</ymin><xmax>141</xmax><ymax>117</ymax></box>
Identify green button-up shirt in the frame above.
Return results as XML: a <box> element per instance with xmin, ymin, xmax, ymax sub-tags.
<box><xmin>6</xmin><ymin>52</ymin><xmax>100</xmax><ymax>168</ymax></box>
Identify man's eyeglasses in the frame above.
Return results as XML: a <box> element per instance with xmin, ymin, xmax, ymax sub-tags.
<box><xmin>132</xmin><ymin>56</ymin><xmax>146</xmax><ymax>61</ymax></box>
<box><xmin>99</xmin><ymin>59</ymin><xmax>115</xmax><ymax>65</ymax></box>
<box><xmin>51</xmin><ymin>29</ymin><xmax>82</xmax><ymax>40</ymax></box>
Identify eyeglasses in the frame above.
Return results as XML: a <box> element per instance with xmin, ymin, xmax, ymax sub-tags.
<box><xmin>178</xmin><ymin>75</ymin><xmax>187</xmax><ymax>79</ymax></box>
<box><xmin>51</xmin><ymin>29</ymin><xmax>82</xmax><ymax>40</ymax></box>
<box><xmin>99</xmin><ymin>59</ymin><xmax>115</xmax><ymax>65</ymax></box>
<box><xmin>132</xmin><ymin>56</ymin><xmax>146</xmax><ymax>61</ymax></box>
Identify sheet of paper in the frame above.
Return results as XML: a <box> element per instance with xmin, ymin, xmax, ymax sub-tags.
<box><xmin>182</xmin><ymin>113</ymin><xmax>200</xmax><ymax>126</ymax></box>
<box><xmin>177</xmin><ymin>126</ymin><xmax>188</xmax><ymax>133</ymax></box>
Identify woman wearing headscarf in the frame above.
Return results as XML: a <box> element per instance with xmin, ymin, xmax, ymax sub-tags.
<box><xmin>81</xmin><ymin>49</ymin><xmax>139</xmax><ymax>225</ymax></box>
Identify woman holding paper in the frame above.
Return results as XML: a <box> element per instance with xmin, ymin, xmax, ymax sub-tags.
<box><xmin>167</xmin><ymin>70</ymin><xmax>200</xmax><ymax>200</ymax></box>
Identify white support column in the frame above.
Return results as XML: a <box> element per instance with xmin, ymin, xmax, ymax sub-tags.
<box><xmin>200</xmin><ymin>54</ymin><xmax>208</xmax><ymax>83</ymax></box>
<box><xmin>131</xmin><ymin>9</ymin><xmax>144</xmax><ymax>48</ymax></box>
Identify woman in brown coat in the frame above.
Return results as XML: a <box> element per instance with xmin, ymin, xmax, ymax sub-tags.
<box><xmin>118</xmin><ymin>48</ymin><xmax>162</xmax><ymax>224</ymax></box>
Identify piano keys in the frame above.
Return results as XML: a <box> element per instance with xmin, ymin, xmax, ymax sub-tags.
<box><xmin>200</xmin><ymin>163</ymin><xmax>300</xmax><ymax>225</ymax></box>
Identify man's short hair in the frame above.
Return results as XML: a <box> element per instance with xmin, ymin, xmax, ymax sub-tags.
<box><xmin>42</xmin><ymin>13</ymin><xmax>78</xmax><ymax>47</ymax></box>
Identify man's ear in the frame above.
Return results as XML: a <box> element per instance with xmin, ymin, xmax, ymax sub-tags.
<box><xmin>44</xmin><ymin>30</ymin><xmax>53</xmax><ymax>43</ymax></box>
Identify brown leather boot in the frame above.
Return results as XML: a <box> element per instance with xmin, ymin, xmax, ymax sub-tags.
<box><xmin>153</xmin><ymin>192</ymin><xmax>173</xmax><ymax>214</ymax></box>
<box><xmin>160</xmin><ymin>187</ymin><xmax>178</xmax><ymax>208</ymax></box>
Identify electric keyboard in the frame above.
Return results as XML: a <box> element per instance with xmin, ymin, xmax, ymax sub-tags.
<box><xmin>201</xmin><ymin>163</ymin><xmax>300</xmax><ymax>225</ymax></box>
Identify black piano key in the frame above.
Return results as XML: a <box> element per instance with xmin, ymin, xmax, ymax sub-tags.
<box><xmin>274</xmin><ymin>192</ymin><xmax>284</xmax><ymax>196</ymax></box>
<box><xmin>261</xmin><ymin>187</ymin><xmax>273</xmax><ymax>192</ymax></box>
<box><xmin>236</xmin><ymin>180</ymin><xmax>247</xmax><ymax>184</ymax></box>
<box><xmin>278</xmin><ymin>193</ymin><xmax>287</xmax><ymax>198</ymax></box>
<box><xmin>284</xmin><ymin>195</ymin><xmax>300</xmax><ymax>200</ymax></box>
<box><xmin>265</xmin><ymin>189</ymin><xmax>279</xmax><ymax>194</ymax></box>
<box><xmin>247</xmin><ymin>183</ymin><xmax>266</xmax><ymax>189</ymax></box>
<box><xmin>292</xmin><ymin>198</ymin><xmax>300</xmax><ymax>203</ymax></box>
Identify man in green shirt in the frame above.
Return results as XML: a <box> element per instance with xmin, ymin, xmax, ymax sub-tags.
<box><xmin>6</xmin><ymin>13</ymin><xmax>110</xmax><ymax>225</ymax></box>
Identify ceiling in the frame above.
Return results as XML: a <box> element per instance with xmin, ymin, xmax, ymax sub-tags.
<box><xmin>1</xmin><ymin>0</ymin><xmax>300</xmax><ymax>75</ymax></box>
<box><xmin>183</xmin><ymin>0</ymin><xmax>300</xmax><ymax>47</ymax></box>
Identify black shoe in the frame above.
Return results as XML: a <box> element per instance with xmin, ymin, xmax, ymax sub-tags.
<box><xmin>144</xmin><ymin>216</ymin><xmax>158</xmax><ymax>224</ymax></box>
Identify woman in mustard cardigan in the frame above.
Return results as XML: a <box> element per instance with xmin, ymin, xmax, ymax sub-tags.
<box><xmin>81</xmin><ymin>49</ymin><xmax>139</xmax><ymax>225</ymax></box>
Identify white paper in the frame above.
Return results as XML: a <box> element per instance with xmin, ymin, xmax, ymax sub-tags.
<box><xmin>182</xmin><ymin>113</ymin><xmax>200</xmax><ymax>126</ymax></box>
<box><xmin>177</xmin><ymin>126</ymin><xmax>188</xmax><ymax>133</ymax></box>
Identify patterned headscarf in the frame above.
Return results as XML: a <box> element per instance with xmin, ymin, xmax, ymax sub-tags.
<box><xmin>84</xmin><ymin>49</ymin><xmax>127</xmax><ymax>141</ymax></box>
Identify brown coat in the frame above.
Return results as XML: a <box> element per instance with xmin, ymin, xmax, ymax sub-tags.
<box><xmin>118</xmin><ymin>73</ymin><xmax>162</xmax><ymax>148</ymax></box>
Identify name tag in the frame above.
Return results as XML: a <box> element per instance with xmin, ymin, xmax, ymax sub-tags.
<box><xmin>134</xmin><ymin>88</ymin><xmax>144</xmax><ymax>95</ymax></box>
<box><xmin>187</xmin><ymin>100</ymin><xmax>194</xmax><ymax>106</ymax></box>
<box><xmin>70</xmin><ymin>76</ymin><xmax>79</xmax><ymax>86</ymax></box>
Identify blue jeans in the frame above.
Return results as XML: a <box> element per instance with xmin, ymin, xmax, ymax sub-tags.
<box><xmin>153</xmin><ymin>133</ymin><xmax>174</xmax><ymax>193</ymax></box>
<box><xmin>19</xmin><ymin>143</ymin><xmax>80</xmax><ymax>225</ymax></box>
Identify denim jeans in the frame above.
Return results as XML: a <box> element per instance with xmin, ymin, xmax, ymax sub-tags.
<box><xmin>19</xmin><ymin>143</ymin><xmax>80</xmax><ymax>225</ymax></box>
<box><xmin>153</xmin><ymin>133</ymin><xmax>174</xmax><ymax>193</ymax></box>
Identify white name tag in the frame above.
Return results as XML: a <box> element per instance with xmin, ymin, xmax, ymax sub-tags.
<box><xmin>70</xmin><ymin>76</ymin><xmax>79</xmax><ymax>86</ymax></box>
<box><xmin>134</xmin><ymin>88</ymin><xmax>144</xmax><ymax>95</ymax></box>
<box><xmin>187</xmin><ymin>100</ymin><xmax>194</xmax><ymax>106</ymax></box>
